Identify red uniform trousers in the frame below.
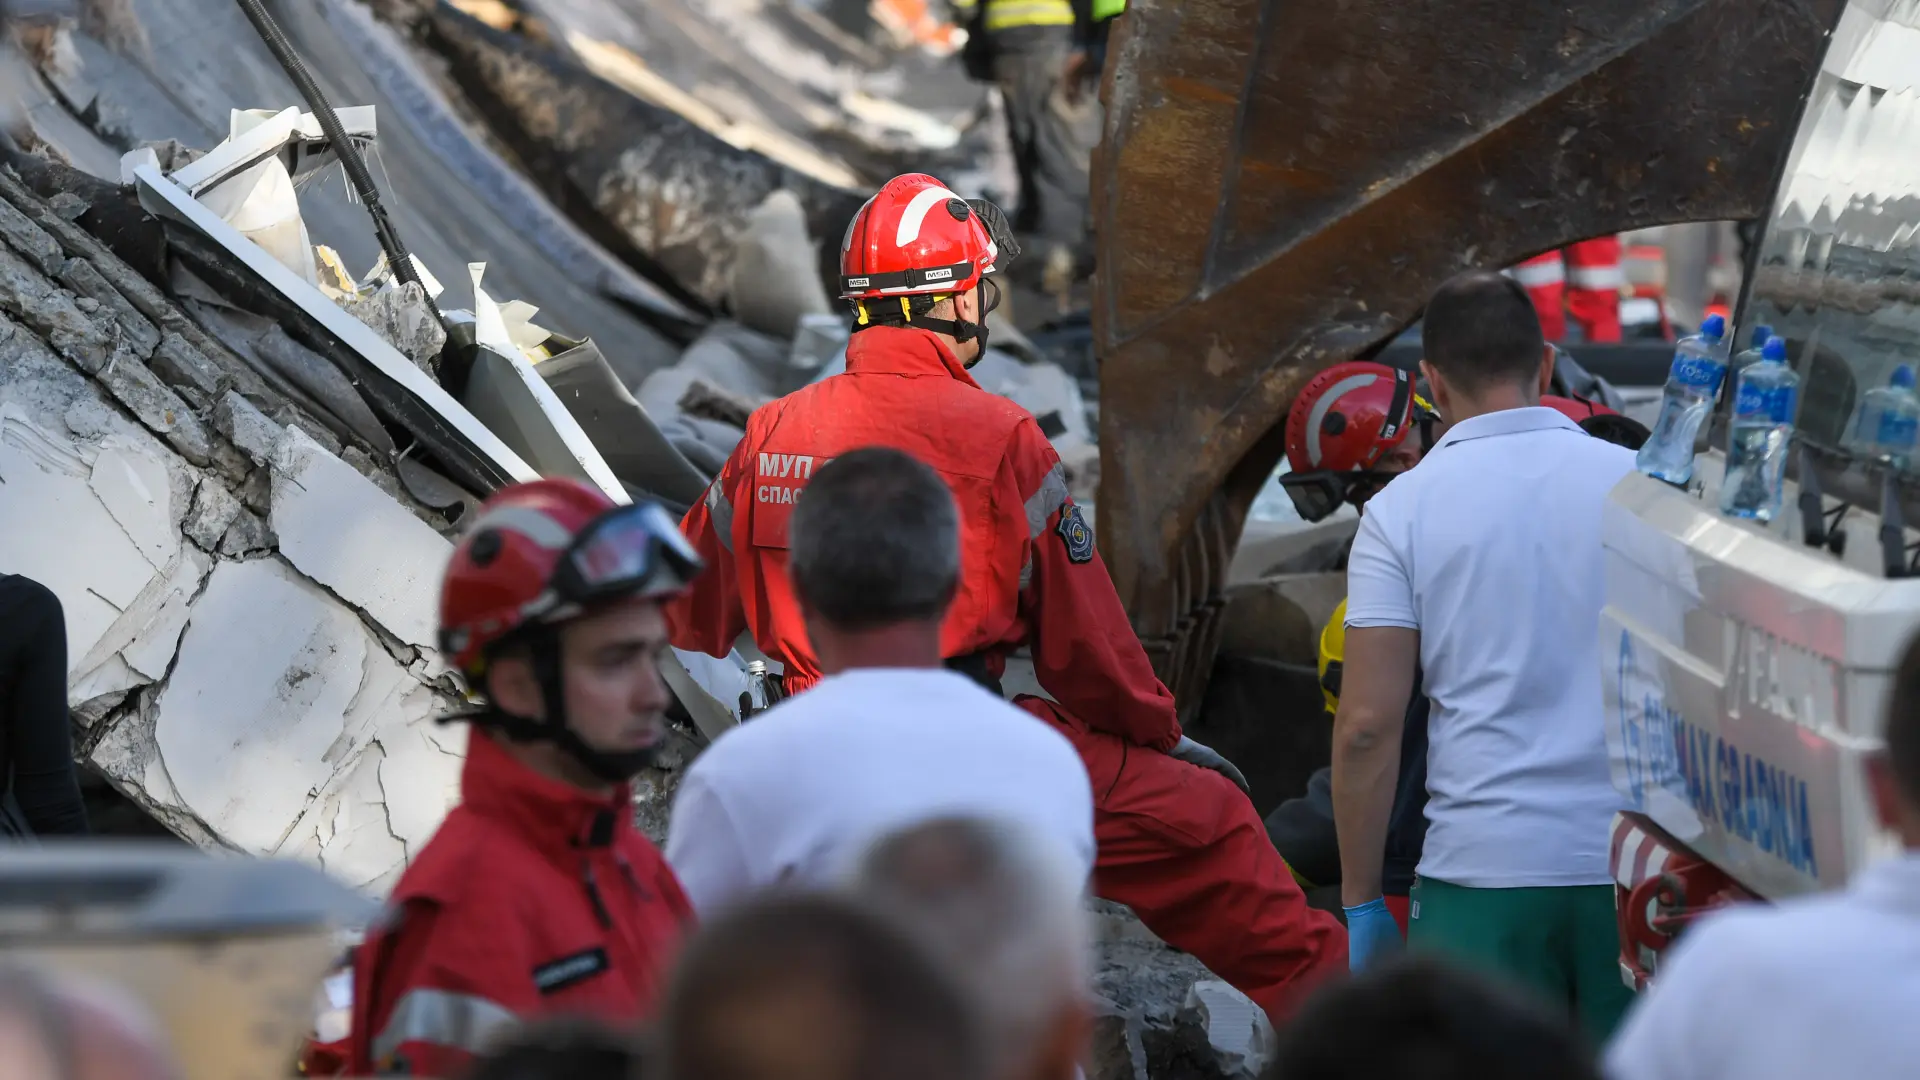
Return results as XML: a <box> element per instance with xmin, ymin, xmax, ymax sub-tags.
<box><xmin>1021</xmin><ymin>697</ymin><xmax>1347</xmax><ymax>1024</ymax></box>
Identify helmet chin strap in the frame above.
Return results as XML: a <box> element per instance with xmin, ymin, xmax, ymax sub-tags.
<box><xmin>466</xmin><ymin>628</ymin><xmax>656</xmax><ymax>785</ymax></box>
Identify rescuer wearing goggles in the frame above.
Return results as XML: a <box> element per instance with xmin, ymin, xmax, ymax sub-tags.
<box><xmin>344</xmin><ymin>479</ymin><xmax>702</xmax><ymax>1077</ymax></box>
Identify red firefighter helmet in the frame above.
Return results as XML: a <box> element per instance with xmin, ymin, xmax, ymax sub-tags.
<box><xmin>1285</xmin><ymin>362</ymin><xmax>1419</xmax><ymax>474</ymax></box>
<box><xmin>439</xmin><ymin>479</ymin><xmax>702</xmax><ymax>675</ymax></box>
<box><xmin>1280</xmin><ymin>362</ymin><xmax>1432</xmax><ymax>522</ymax></box>
<box><xmin>839</xmin><ymin>173</ymin><xmax>1015</xmax><ymax>300</ymax></box>
<box><xmin>1543</xmin><ymin>393</ymin><xmax>1651</xmax><ymax>449</ymax></box>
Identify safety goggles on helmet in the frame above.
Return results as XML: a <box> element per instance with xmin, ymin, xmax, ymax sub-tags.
<box><xmin>968</xmin><ymin>198</ymin><xmax>1021</xmax><ymax>266</ymax></box>
<box><xmin>1278</xmin><ymin>469</ymin><xmax>1393</xmax><ymax>523</ymax></box>
<box><xmin>548</xmin><ymin>501</ymin><xmax>703</xmax><ymax>609</ymax></box>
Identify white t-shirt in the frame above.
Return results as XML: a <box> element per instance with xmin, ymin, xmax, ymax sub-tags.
<box><xmin>1606</xmin><ymin>853</ymin><xmax>1920</xmax><ymax>1080</ymax></box>
<box><xmin>1346</xmin><ymin>406</ymin><xmax>1635</xmax><ymax>887</ymax></box>
<box><xmin>665</xmin><ymin>667</ymin><xmax>1096</xmax><ymax>914</ymax></box>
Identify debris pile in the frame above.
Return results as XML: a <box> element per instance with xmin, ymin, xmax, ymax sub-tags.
<box><xmin>0</xmin><ymin>0</ymin><xmax>1333</xmax><ymax>1068</ymax></box>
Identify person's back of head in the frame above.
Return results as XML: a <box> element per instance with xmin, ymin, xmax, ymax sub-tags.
<box><xmin>1870</xmin><ymin>627</ymin><xmax>1920</xmax><ymax>844</ymax></box>
<box><xmin>1421</xmin><ymin>270</ymin><xmax>1552</xmax><ymax>407</ymax></box>
<box><xmin>851</xmin><ymin>817</ymin><xmax>1091</xmax><ymax>1080</ymax></box>
<box><xmin>789</xmin><ymin>447</ymin><xmax>961</xmax><ymax>670</ymax></box>
<box><xmin>468</xmin><ymin>1017</ymin><xmax>645</xmax><ymax>1080</ymax></box>
<box><xmin>659</xmin><ymin>892</ymin><xmax>986</xmax><ymax>1080</ymax></box>
<box><xmin>1263</xmin><ymin>956</ymin><xmax>1599</xmax><ymax>1080</ymax></box>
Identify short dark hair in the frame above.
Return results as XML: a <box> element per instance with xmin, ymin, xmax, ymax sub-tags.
<box><xmin>468</xmin><ymin>1017</ymin><xmax>644</xmax><ymax>1080</ymax></box>
<box><xmin>789</xmin><ymin>447</ymin><xmax>960</xmax><ymax>631</ymax></box>
<box><xmin>659</xmin><ymin>893</ymin><xmax>986</xmax><ymax>1080</ymax></box>
<box><xmin>1263</xmin><ymin>956</ymin><xmax>1599</xmax><ymax>1080</ymax></box>
<box><xmin>1422</xmin><ymin>269</ymin><xmax>1546</xmax><ymax>393</ymax></box>
<box><xmin>1885</xmin><ymin>629</ymin><xmax>1920</xmax><ymax>801</ymax></box>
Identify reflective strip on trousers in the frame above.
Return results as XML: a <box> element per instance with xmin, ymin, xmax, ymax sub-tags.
<box><xmin>706</xmin><ymin>479</ymin><xmax>733</xmax><ymax>552</ymax></box>
<box><xmin>1510</xmin><ymin>258</ymin><xmax>1565</xmax><ymax>288</ymax></box>
<box><xmin>1024</xmin><ymin>463</ymin><xmax>1070</xmax><ymax>538</ymax></box>
<box><xmin>371</xmin><ymin>988</ymin><xmax>517</xmax><ymax>1064</ymax></box>
<box><xmin>984</xmin><ymin>0</ymin><xmax>1075</xmax><ymax>30</ymax></box>
<box><xmin>1566</xmin><ymin>264</ymin><xmax>1626</xmax><ymax>291</ymax></box>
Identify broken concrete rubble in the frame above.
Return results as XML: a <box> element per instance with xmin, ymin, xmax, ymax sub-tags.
<box><xmin>0</xmin><ymin>158</ymin><xmax>466</xmax><ymax>886</ymax></box>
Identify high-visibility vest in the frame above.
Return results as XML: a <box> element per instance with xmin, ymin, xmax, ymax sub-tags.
<box><xmin>956</xmin><ymin>0</ymin><xmax>1073</xmax><ymax>32</ymax></box>
<box><xmin>1092</xmin><ymin>0</ymin><xmax>1127</xmax><ymax>20</ymax></box>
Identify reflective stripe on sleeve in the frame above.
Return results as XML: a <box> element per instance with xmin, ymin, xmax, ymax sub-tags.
<box><xmin>1567</xmin><ymin>264</ymin><xmax>1626</xmax><ymax>291</ymax></box>
<box><xmin>1024</xmin><ymin>463</ymin><xmax>1070</xmax><ymax>539</ymax></box>
<box><xmin>706</xmin><ymin>479</ymin><xmax>733</xmax><ymax>552</ymax></box>
<box><xmin>983</xmin><ymin>0</ymin><xmax>1075</xmax><ymax>30</ymax></box>
<box><xmin>371</xmin><ymin>988</ymin><xmax>517</xmax><ymax>1064</ymax></box>
<box><xmin>1510</xmin><ymin>259</ymin><xmax>1565</xmax><ymax>288</ymax></box>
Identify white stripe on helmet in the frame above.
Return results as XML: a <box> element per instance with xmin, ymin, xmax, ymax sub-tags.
<box><xmin>466</xmin><ymin>504</ymin><xmax>573</xmax><ymax>549</ymax></box>
<box><xmin>843</xmin><ymin>196</ymin><xmax>876</xmax><ymax>255</ymax></box>
<box><xmin>1304</xmin><ymin>372</ymin><xmax>1381</xmax><ymax>469</ymax></box>
<box><xmin>895</xmin><ymin>184</ymin><xmax>966</xmax><ymax>247</ymax></box>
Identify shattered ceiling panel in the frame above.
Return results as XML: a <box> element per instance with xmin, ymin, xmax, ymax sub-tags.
<box><xmin>71</xmin><ymin>0</ymin><xmax>687</xmax><ymax>373</ymax></box>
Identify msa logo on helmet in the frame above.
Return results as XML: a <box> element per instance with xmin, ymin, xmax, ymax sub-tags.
<box><xmin>922</xmin><ymin>267</ymin><xmax>954</xmax><ymax>281</ymax></box>
<box><xmin>846</xmin><ymin>277</ymin><xmax>870</xmax><ymax>288</ymax></box>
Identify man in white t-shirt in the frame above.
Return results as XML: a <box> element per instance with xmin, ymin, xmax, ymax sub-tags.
<box><xmin>665</xmin><ymin>447</ymin><xmax>1095</xmax><ymax>913</ymax></box>
<box><xmin>1605</xmin><ymin>627</ymin><xmax>1920</xmax><ymax>1080</ymax></box>
<box><xmin>1331</xmin><ymin>269</ymin><xmax>1636</xmax><ymax>1039</ymax></box>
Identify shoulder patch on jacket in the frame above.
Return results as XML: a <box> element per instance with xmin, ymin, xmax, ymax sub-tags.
<box><xmin>532</xmin><ymin>947</ymin><xmax>610</xmax><ymax>994</ymax></box>
<box><xmin>1057</xmin><ymin>503</ymin><xmax>1094</xmax><ymax>563</ymax></box>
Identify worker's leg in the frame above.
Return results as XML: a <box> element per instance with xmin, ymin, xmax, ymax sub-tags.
<box><xmin>1564</xmin><ymin>237</ymin><xmax>1625</xmax><ymax>343</ymax></box>
<box><xmin>1025</xmin><ymin>701</ymin><xmax>1345</xmax><ymax>1024</ymax></box>
<box><xmin>993</xmin><ymin>37</ymin><xmax>1089</xmax><ymax>249</ymax></box>
<box><xmin>0</xmin><ymin>575</ymin><xmax>89</xmax><ymax>835</ymax></box>
<box><xmin>1512</xmin><ymin>252</ymin><xmax>1568</xmax><ymax>341</ymax></box>
<box><xmin>1383</xmin><ymin>893</ymin><xmax>1411</xmax><ymax>936</ymax></box>
<box><xmin>993</xmin><ymin>46</ymin><xmax>1052</xmax><ymax>236</ymax></box>
<box><xmin>1263</xmin><ymin>765</ymin><xmax>1341</xmax><ymax>891</ymax></box>
<box><xmin>1569</xmin><ymin>883</ymin><xmax>1636</xmax><ymax>1041</ymax></box>
<box><xmin>1407</xmin><ymin>876</ymin><xmax>1574</xmax><ymax>1015</ymax></box>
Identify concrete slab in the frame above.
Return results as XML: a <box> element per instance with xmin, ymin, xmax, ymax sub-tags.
<box><xmin>269</xmin><ymin>427</ymin><xmax>450</xmax><ymax>651</ymax></box>
<box><xmin>151</xmin><ymin>557</ymin><xmax>447</xmax><ymax>860</ymax></box>
<box><xmin>0</xmin><ymin>403</ymin><xmax>166</xmax><ymax>667</ymax></box>
<box><xmin>89</xmin><ymin>447</ymin><xmax>180</xmax><ymax>571</ymax></box>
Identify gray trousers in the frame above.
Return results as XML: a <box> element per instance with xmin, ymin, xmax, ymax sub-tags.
<box><xmin>993</xmin><ymin>41</ymin><xmax>1097</xmax><ymax>248</ymax></box>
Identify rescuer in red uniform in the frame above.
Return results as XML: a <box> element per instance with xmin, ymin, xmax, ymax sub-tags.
<box><xmin>668</xmin><ymin>172</ymin><xmax>1347</xmax><ymax>1024</ymax></box>
<box><xmin>346</xmin><ymin>480</ymin><xmax>702</xmax><ymax>1077</ymax></box>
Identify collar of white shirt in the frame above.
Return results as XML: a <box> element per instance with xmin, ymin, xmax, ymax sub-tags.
<box><xmin>1435</xmin><ymin>405</ymin><xmax>1583</xmax><ymax>450</ymax></box>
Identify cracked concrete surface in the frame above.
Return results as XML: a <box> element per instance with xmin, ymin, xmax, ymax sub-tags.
<box><xmin>0</xmin><ymin>163</ymin><xmax>466</xmax><ymax>891</ymax></box>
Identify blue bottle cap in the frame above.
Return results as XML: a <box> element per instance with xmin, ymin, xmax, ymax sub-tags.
<box><xmin>1700</xmin><ymin>313</ymin><xmax>1726</xmax><ymax>340</ymax></box>
<box><xmin>1762</xmin><ymin>335</ymin><xmax>1786</xmax><ymax>363</ymax></box>
<box><xmin>1895</xmin><ymin>364</ymin><xmax>1916</xmax><ymax>390</ymax></box>
<box><xmin>1751</xmin><ymin>324</ymin><xmax>1775</xmax><ymax>348</ymax></box>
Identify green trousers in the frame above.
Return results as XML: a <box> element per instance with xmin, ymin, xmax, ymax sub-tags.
<box><xmin>1407</xmin><ymin>875</ymin><xmax>1635</xmax><ymax>1042</ymax></box>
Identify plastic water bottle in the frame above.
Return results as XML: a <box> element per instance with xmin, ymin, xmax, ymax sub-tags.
<box><xmin>1637</xmin><ymin>314</ymin><xmax>1730</xmax><ymax>484</ymax></box>
<box><xmin>1719</xmin><ymin>335</ymin><xmax>1799</xmax><ymax>521</ymax></box>
<box><xmin>1730</xmin><ymin>323</ymin><xmax>1775</xmax><ymax>377</ymax></box>
<box><xmin>1848</xmin><ymin>365</ymin><xmax>1920</xmax><ymax>470</ymax></box>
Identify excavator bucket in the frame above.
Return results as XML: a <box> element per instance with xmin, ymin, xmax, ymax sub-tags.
<box><xmin>1092</xmin><ymin>0</ymin><xmax>1848</xmax><ymax>718</ymax></box>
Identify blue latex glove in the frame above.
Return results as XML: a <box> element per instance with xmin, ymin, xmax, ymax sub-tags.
<box><xmin>1343</xmin><ymin>897</ymin><xmax>1403</xmax><ymax>971</ymax></box>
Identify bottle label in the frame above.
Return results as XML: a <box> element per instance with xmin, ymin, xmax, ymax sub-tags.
<box><xmin>1734</xmin><ymin>382</ymin><xmax>1797</xmax><ymax>424</ymax></box>
<box><xmin>1673</xmin><ymin>356</ymin><xmax>1725</xmax><ymax>392</ymax></box>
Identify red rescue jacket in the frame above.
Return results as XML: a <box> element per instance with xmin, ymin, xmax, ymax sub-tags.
<box><xmin>667</xmin><ymin>325</ymin><xmax>1182</xmax><ymax>752</ymax></box>
<box><xmin>345</xmin><ymin>730</ymin><xmax>692</xmax><ymax>1076</ymax></box>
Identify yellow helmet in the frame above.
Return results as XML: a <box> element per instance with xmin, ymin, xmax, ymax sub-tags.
<box><xmin>1318</xmin><ymin>597</ymin><xmax>1347</xmax><ymax>716</ymax></box>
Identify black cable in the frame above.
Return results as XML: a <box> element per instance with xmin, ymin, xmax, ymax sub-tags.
<box><xmin>231</xmin><ymin>0</ymin><xmax>445</xmax><ymax>327</ymax></box>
